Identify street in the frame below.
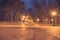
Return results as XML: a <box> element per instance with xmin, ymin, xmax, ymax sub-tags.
<box><xmin>0</xmin><ymin>22</ymin><xmax>60</xmax><ymax>40</ymax></box>
<box><xmin>0</xmin><ymin>27</ymin><xmax>59</xmax><ymax>40</ymax></box>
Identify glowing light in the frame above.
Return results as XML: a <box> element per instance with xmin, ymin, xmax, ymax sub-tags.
<box><xmin>37</xmin><ymin>18</ymin><xmax>40</xmax><ymax>22</ymax></box>
<box><xmin>51</xmin><ymin>11</ymin><xmax>57</xmax><ymax>17</ymax></box>
<box><xmin>23</xmin><ymin>15</ymin><xmax>25</xmax><ymax>18</ymax></box>
<box><xmin>21</xmin><ymin>15</ymin><xmax>25</xmax><ymax>21</ymax></box>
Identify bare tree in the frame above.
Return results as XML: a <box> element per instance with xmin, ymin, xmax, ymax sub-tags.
<box><xmin>4</xmin><ymin>0</ymin><xmax>25</xmax><ymax>22</ymax></box>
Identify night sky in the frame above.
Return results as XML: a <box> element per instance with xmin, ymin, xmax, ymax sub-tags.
<box><xmin>0</xmin><ymin>0</ymin><xmax>8</xmax><ymax>6</ymax></box>
<box><xmin>0</xmin><ymin>0</ymin><xmax>60</xmax><ymax>9</ymax></box>
<box><xmin>21</xmin><ymin>0</ymin><xmax>34</xmax><ymax>10</ymax></box>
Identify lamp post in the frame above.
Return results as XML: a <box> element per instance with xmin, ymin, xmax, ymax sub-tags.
<box><xmin>51</xmin><ymin>11</ymin><xmax>57</xmax><ymax>26</ymax></box>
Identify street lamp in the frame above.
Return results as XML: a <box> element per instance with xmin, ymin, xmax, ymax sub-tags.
<box><xmin>51</xmin><ymin>11</ymin><xmax>57</xmax><ymax>26</ymax></box>
<box><xmin>51</xmin><ymin>11</ymin><xmax>57</xmax><ymax>17</ymax></box>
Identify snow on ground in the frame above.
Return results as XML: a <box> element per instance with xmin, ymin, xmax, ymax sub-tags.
<box><xmin>32</xmin><ymin>23</ymin><xmax>60</xmax><ymax>38</ymax></box>
<box><xmin>0</xmin><ymin>27</ymin><xmax>59</xmax><ymax>40</ymax></box>
<box><xmin>0</xmin><ymin>22</ymin><xmax>60</xmax><ymax>38</ymax></box>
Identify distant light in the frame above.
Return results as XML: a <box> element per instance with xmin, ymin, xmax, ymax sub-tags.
<box><xmin>51</xmin><ymin>11</ymin><xmax>57</xmax><ymax>17</ymax></box>
<box><xmin>23</xmin><ymin>15</ymin><xmax>25</xmax><ymax>18</ymax></box>
<box><xmin>52</xmin><ymin>12</ymin><xmax>56</xmax><ymax>16</ymax></box>
<box><xmin>21</xmin><ymin>15</ymin><xmax>25</xmax><ymax>21</ymax></box>
<box><xmin>37</xmin><ymin>18</ymin><xmax>40</xmax><ymax>22</ymax></box>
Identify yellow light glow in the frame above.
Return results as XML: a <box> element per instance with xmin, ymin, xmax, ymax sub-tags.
<box><xmin>51</xmin><ymin>11</ymin><xmax>57</xmax><ymax>16</ymax></box>
<box><xmin>23</xmin><ymin>15</ymin><xmax>25</xmax><ymax>18</ymax></box>
<box><xmin>21</xmin><ymin>15</ymin><xmax>25</xmax><ymax>21</ymax></box>
<box><xmin>37</xmin><ymin>18</ymin><xmax>39</xmax><ymax>22</ymax></box>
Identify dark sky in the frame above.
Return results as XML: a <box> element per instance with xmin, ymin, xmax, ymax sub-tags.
<box><xmin>21</xmin><ymin>0</ymin><xmax>60</xmax><ymax>9</ymax></box>
<box><xmin>0</xmin><ymin>0</ymin><xmax>60</xmax><ymax>9</ymax></box>
<box><xmin>21</xmin><ymin>0</ymin><xmax>34</xmax><ymax>10</ymax></box>
<box><xmin>0</xmin><ymin>0</ymin><xmax>8</xmax><ymax>6</ymax></box>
